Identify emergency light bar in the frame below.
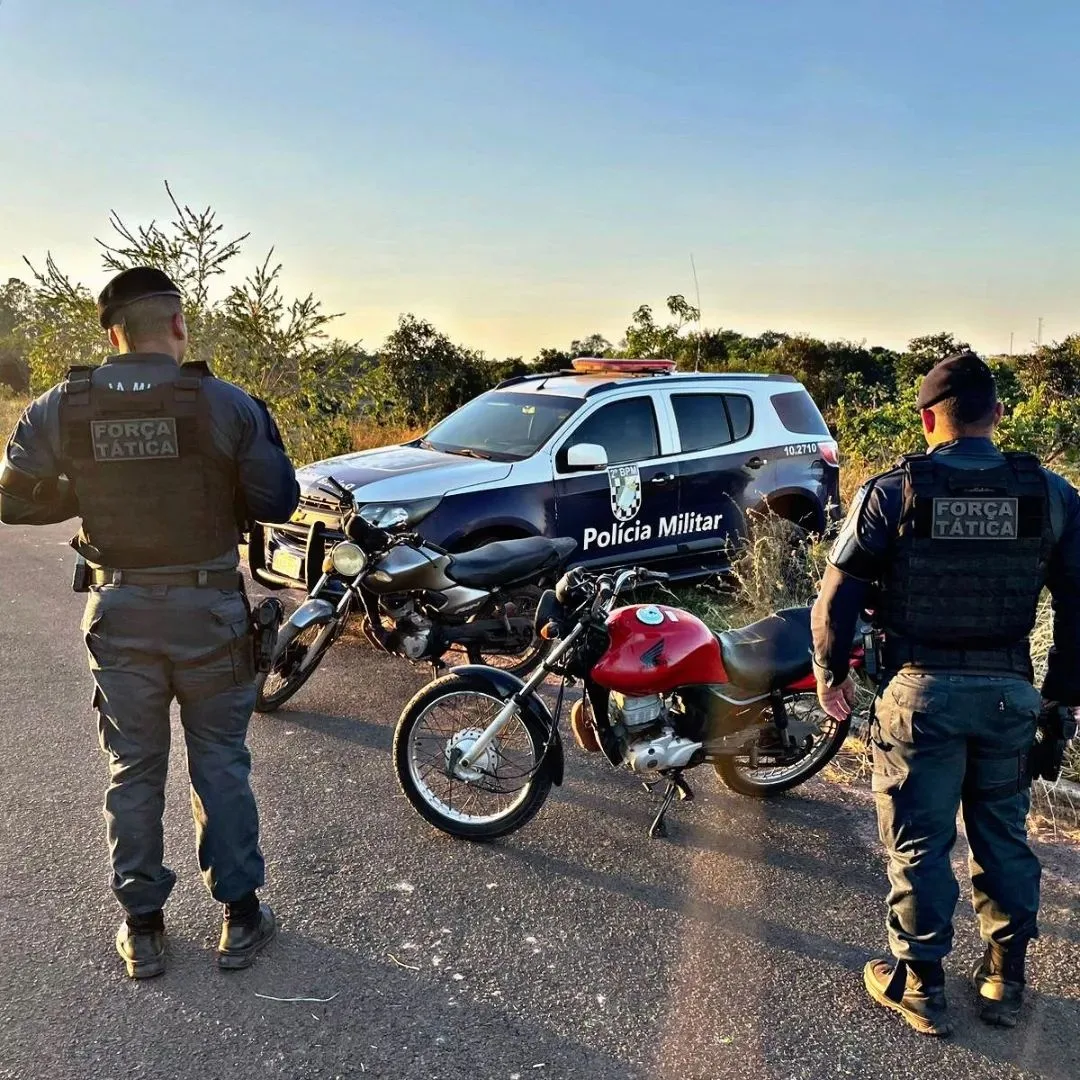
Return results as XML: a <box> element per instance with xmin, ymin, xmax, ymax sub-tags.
<box><xmin>570</xmin><ymin>357</ymin><xmax>676</xmax><ymax>375</ymax></box>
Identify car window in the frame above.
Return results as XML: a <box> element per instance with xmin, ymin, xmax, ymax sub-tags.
<box><xmin>671</xmin><ymin>394</ymin><xmax>734</xmax><ymax>453</ymax></box>
<box><xmin>724</xmin><ymin>394</ymin><xmax>754</xmax><ymax>441</ymax></box>
<box><xmin>563</xmin><ymin>397</ymin><xmax>659</xmax><ymax>465</ymax></box>
<box><xmin>770</xmin><ymin>390</ymin><xmax>830</xmax><ymax>436</ymax></box>
<box><xmin>423</xmin><ymin>391</ymin><xmax>581</xmax><ymax>461</ymax></box>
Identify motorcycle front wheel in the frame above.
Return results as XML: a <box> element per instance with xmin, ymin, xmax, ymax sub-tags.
<box><xmin>714</xmin><ymin>691</ymin><xmax>850</xmax><ymax>797</ymax></box>
<box><xmin>393</xmin><ymin>672</ymin><xmax>554</xmax><ymax>840</ymax></box>
<box><xmin>254</xmin><ymin>618</ymin><xmax>343</xmax><ymax>713</ymax></box>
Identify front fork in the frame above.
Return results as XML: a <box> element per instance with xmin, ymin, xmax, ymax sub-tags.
<box><xmin>453</xmin><ymin>621</ymin><xmax>586</xmax><ymax>772</ymax></box>
<box><xmin>294</xmin><ymin>574</ymin><xmax>356</xmax><ymax>672</ymax></box>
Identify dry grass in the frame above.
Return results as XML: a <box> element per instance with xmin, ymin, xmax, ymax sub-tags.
<box><xmin>0</xmin><ymin>391</ymin><xmax>28</xmax><ymax>439</ymax></box>
<box><xmin>350</xmin><ymin>421</ymin><xmax>424</xmax><ymax>453</ymax></box>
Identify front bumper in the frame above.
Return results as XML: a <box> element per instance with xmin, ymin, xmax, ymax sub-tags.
<box><xmin>249</xmin><ymin>495</ymin><xmax>346</xmax><ymax>592</ymax></box>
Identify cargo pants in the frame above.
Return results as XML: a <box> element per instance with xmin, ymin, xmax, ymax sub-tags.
<box><xmin>81</xmin><ymin>583</ymin><xmax>264</xmax><ymax>917</ymax></box>
<box><xmin>871</xmin><ymin>670</ymin><xmax>1042</xmax><ymax>962</ymax></box>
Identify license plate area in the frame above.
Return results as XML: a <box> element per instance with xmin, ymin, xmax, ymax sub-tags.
<box><xmin>272</xmin><ymin>549</ymin><xmax>303</xmax><ymax>580</ymax></box>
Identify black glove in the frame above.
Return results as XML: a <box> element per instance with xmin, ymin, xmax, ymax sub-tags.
<box><xmin>1029</xmin><ymin>703</ymin><xmax>1079</xmax><ymax>783</ymax></box>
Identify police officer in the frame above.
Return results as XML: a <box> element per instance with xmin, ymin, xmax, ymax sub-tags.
<box><xmin>0</xmin><ymin>267</ymin><xmax>300</xmax><ymax>978</ymax></box>
<box><xmin>811</xmin><ymin>352</ymin><xmax>1080</xmax><ymax>1036</ymax></box>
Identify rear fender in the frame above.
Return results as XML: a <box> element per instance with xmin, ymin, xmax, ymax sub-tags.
<box><xmin>449</xmin><ymin>664</ymin><xmax>564</xmax><ymax>786</ymax></box>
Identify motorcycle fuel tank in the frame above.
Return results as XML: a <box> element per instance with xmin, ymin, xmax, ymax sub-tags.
<box><xmin>364</xmin><ymin>544</ymin><xmax>455</xmax><ymax>594</ymax></box>
<box><xmin>591</xmin><ymin>604</ymin><xmax>726</xmax><ymax>695</ymax></box>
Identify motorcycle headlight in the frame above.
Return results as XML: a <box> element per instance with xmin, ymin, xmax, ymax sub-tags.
<box><xmin>330</xmin><ymin>542</ymin><xmax>368</xmax><ymax>578</ymax></box>
<box><xmin>359</xmin><ymin>496</ymin><xmax>442</xmax><ymax>530</ymax></box>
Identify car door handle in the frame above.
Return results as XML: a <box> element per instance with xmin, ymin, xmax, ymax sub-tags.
<box><xmin>745</xmin><ymin>457</ymin><xmax>765</xmax><ymax>470</ymax></box>
<box><xmin>650</xmin><ymin>473</ymin><xmax>675</xmax><ymax>485</ymax></box>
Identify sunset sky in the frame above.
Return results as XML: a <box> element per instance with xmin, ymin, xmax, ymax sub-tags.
<box><xmin>2</xmin><ymin>0</ymin><xmax>1078</xmax><ymax>358</ymax></box>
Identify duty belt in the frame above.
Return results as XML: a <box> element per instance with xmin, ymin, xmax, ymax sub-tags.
<box><xmin>881</xmin><ymin>635</ymin><xmax>1033</xmax><ymax>678</ymax></box>
<box><xmin>89</xmin><ymin>568</ymin><xmax>244</xmax><ymax>590</ymax></box>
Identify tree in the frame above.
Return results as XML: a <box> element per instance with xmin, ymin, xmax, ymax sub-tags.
<box><xmin>490</xmin><ymin>357</ymin><xmax>530</xmax><ymax>383</ymax></box>
<box><xmin>0</xmin><ymin>278</ymin><xmax>32</xmax><ymax>392</ymax></box>
<box><xmin>622</xmin><ymin>294</ymin><xmax>699</xmax><ymax>361</ymax></box>
<box><xmin>19</xmin><ymin>182</ymin><xmax>362</xmax><ymax>462</ymax></box>
<box><xmin>1014</xmin><ymin>335</ymin><xmax>1080</xmax><ymax>399</ymax></box>
<box><xmin>895</xmin><ymin>332</ymin><xmax>972</xmax><ymax>387</ymax></box>
<box><xmin>362</xmin><ymin>314</ymin><xmax>488</xmax><ymax>427</ymax></box>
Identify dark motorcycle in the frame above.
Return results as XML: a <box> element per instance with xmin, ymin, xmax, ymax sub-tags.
<box><xmin>255</xmin><ymin>476</ymin><xmax>577</xmax><ymax>712</ymax></box>
<box><xmin>392</xmin><ymin>565</ymin><xmax>873</xmax><ymax>840</ymax></box>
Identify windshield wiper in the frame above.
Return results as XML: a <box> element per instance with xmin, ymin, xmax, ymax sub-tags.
<box><xmin>448</xmin><ymin>447</ymin><xmax>494</xmax><ymax>460</ymax></box>
<box><xmin>418</xmin><ymin>438</ymin><xmax>497</xmax><ymax>460</ymax></box>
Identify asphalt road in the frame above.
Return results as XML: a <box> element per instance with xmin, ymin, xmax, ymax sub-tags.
<box><xmin>1</xmin><ymin>523</ymin><xmax>1078</xmax><ymax>1080</ymax></box>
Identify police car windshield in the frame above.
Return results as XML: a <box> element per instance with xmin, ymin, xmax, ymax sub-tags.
<box><xmin>421</xmin><ymin>392</ymin><xmax>582</xmax><ymax>461</ymax></box>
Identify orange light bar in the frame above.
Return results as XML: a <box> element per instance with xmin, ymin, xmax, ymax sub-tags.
<box><xmin>570</xmin><ymin>357</ymin><xmax>676</xmax><ymax>375</ymax></box>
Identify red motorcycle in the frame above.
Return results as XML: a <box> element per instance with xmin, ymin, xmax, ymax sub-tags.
<box><xmin>393</xmin><ymin>565</ymin><xmax>871</xmax><ymax>840</ymax></box>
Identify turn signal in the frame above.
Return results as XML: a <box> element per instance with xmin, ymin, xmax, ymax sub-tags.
<box><xmin>540</xmin><ymin>621</ymin><xmax>560</xmax><ymax>641</ymax></box>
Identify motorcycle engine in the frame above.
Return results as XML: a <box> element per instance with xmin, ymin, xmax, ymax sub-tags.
<box><xmin>382</xmin><ymin>598</ymin><xmax>434</xmax><ymax>660</ymax></box>
<box><xmin>609</xmin><ymin>692</ymin><xmax>703</xmax><ymax>775</ymax></box>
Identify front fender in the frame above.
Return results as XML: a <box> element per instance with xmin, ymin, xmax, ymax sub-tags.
<box><xmin>449</xmin><ymin>664</ymin><xmax>564</xmax><ymax>786</ymax></box>
<box><xmin>289</xmin><ymin>597</ymin><xmax>337</xmax><ymax>631</ymax></box>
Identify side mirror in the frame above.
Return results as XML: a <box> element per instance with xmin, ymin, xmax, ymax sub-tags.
<box><xmin>564</xmin><ymin>443</ymin><xmax>609</xmax><ymax>471</ymax></box>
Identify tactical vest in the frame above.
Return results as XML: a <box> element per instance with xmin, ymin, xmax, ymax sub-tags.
<box><xmin>877</xmin><ymin>451</ymin><xmax>1051</xmax><ymax>676</ymax></box>
<box><xmin>58</xmin><ymin>363</ymin><xmax>239</xmax><ymax>569</ymax></box>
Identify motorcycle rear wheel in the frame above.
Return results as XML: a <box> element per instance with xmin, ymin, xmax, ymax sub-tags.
<box><xmin>254</xmin><ymin>619</ymin><xmax>342</xmax><ymax>713</ymax></box>
<box><xmin>393</xmin><ymin>672</ymin><xmax>554</xmax><ymax>840</ymax></box>
<box><xmin>463</xmin><ymin>585</ymin><xmax>551</xmax><ymax>676</ymax></box>
<box><xmin>714</xmin><ymin>691</ymin><xmax>850</xmax><ymax>797</ymax></box>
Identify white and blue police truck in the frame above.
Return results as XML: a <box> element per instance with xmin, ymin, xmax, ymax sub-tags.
<box><xmin>250</xmin><ymin>359</ymin><xmax>841</xmax><ymax>591</ymax></box>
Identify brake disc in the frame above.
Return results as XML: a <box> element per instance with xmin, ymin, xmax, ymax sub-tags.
<box><xmin>445</xmin><ymin>728</ymin><xmax>498</xmax><ymax>783</ymax></box>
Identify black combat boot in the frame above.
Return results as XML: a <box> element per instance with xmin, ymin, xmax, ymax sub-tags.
<box><xmin>217</xmin><ymin>893</ymin><xmax>277</xmax><ymax>971</ymax></box>
<box><xmin>115</xmin><ymin>911</ymin><xmax>167</xmax><ymax>979</ymax></box>
<box><xmin>973</xmin><ymin>941</ymin><xmax>1028</xmax><ymax>1028</ymax></box>
<box><xmin>863</xmin><ymin>958</ymin><xmax>953</xmax><ymax>1037</ymax></box>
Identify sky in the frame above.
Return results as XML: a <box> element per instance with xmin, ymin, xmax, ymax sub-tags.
<box><xmin>2</xmin><ymin>0</ymin><xmax>1079</xmax><ymax>359</ymax></box>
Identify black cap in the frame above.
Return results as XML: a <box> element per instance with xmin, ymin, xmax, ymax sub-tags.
<box><xmin>916</xmin><ymin>351</ymin><xmax>996</xmax><ymax>411</ymax></box>
<box><xmin>96</xmin><ymin>266</ymin><xmax>182</xmax><ymax>329</ymax></box>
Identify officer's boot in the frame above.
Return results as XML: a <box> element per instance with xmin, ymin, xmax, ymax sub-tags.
<box><xmin>217</xmin><ymin>892</ymin><xmax>277</xmax><ymax>971</ymax></box>
<box><xmin>115</xmin><ymin>910</ymin><xmax>167</xmax><ymax>979</ymax></box>
<box><xmin>973</xmin><ymin>940</ymin><xmax>1028</xmax><ymax>1028</ymax></box>
<box><xmin>863</xmin><ymin>958</ymin><xmax>953</xmax><ymax>1037</ymax></box>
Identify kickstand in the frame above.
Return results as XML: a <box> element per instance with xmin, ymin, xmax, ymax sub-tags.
<box><xmin>647</xmin><ymin>772</ymin><xmax>693</xmax><ymax>839</ymax></box>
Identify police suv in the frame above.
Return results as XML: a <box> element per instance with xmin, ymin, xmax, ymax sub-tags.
<box><xmin>250</xmin><ymin>359</ymin><xmax>840</xmax><ymax>591</ymax></box>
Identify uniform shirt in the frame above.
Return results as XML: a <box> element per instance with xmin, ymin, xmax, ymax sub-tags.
<box><xmin>811</xmin><ymin>437</ymin><xmax>1080</xmax><ymax>705</ymax></box>
<box><xmin>0</xmin><ymin>353</ymin><xmax>300</xmax><ymax>572</ymax></box>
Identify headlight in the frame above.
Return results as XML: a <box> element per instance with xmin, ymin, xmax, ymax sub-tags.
<box><xmin>330</xmin><ymin>542</ymin><xmax>368</xmax><ymax>578</ymax></box>
<box><xmin>359</xmin><ymin>496</ymin><xmax>442</xmax><ymax>529</ymax></box>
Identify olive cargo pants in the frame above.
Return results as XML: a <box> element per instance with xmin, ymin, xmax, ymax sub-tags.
<box><xmin>81</xmin><ymin>584</ymin><xmax>264</xmax><ymax>917</ymax></box>
<box><xmin>871</xmin><ymin>671</ymin><xmax>1042</xmax><ymax>962</ymax></box>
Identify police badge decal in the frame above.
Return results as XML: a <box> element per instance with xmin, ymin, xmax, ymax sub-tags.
<box><xmin>608</xmin><ymin>464</ymin><xmax>642</xmax><ymax>522</ymax></box>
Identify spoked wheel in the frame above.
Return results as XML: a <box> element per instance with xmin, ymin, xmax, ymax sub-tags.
<box><xmin>464</xmin><ymin>585</ymin><xmax>551</xmax><ymax>676</ymax></box>
<box><xmin>714</xmin><ymin>691</ymin><xmax>850</xmax><ymax>797</ymax></box>
<box><xmin>254</xmin><ymin>619</ymin><xmax>342</xmax><ymax>713</ymax></box>
<box><xmin>393</xmin><ymin>672</ymin><xmax>553</xmax><ymax>840</ymax></box>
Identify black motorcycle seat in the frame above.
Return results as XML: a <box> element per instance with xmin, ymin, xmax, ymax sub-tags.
<box><xmin>447</xmin><ymin>536</ymin><xmax>578</xmax><ymax>589</ymax></box>
<box><xmin>716</xmin><ymin>606</ymin><xmax>814</xmax><ymax>694</ymax></box>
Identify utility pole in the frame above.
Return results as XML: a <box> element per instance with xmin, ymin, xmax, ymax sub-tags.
<box><xmin>690</xmin><ymin>253</ymin><xmax>703</xmax><ymax>372</ymax></box>
<box><xmin>1037</xmin><ymin>317</ymin><xmax>1043</xmax><ymax>347</ymax></box>
<box><xmin>1009</xmin><ymin>331</ymin><xmax>1014</xmax><ymax>356</ymax></box>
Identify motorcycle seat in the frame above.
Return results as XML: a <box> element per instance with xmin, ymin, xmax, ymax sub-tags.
<box><xmin>447</xmin><ymin>536</ymin><xmax>578</xmax><ymax>589</ymax></box>
<box><xmin>716</xmin><ymin>606</ymin><xmax>814</xmax><ymax>694</ymax></box>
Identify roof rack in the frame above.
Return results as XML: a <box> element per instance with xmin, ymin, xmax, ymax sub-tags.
<box><xmin>493</xmin><ymin>368</ymin><xmax>799</xmax><ymax>393</ymax></box>
<box><xmin>582</xmin><ymin>371</ymin><xmax>798</xmax><ymax>397</ymax></box>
